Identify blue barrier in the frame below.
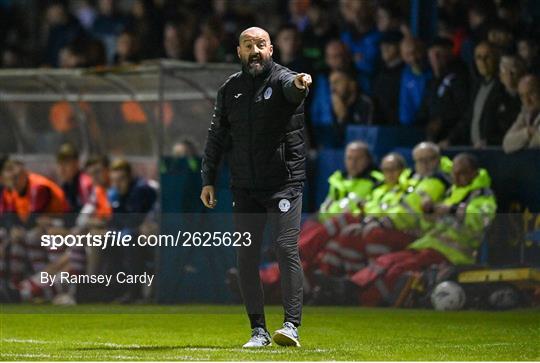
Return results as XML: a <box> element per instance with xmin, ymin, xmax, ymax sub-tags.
<box><xmin>346</xmin><ymin>125</ymin><xmax>424</xmax><ymax>162</ymax></box>
<box><xmin>314</xmin><ymin>149</ymin><xmax>346</xmax><ymax>207</ymax></box>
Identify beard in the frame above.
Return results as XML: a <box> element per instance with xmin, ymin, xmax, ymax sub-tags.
<box><xmin>241</xmin><ymin>53</ymin><xmax>272</xmax><ymax>76</ymax></box>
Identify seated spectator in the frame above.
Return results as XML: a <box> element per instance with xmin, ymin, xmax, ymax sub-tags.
<box><xmin>373</xmin><ymin>31</ymin><xmax>404</xmax><ymax>125</ymax></box>
<box><xmin>329</xmin><ymin>70</ymin><xmax>374</xmax><ymax>130</ymax></box>
<box><xmin>399</xmin><ymin>37</ymin><xmax>432</xmax><ymax>126</ymax></box>
<box><xmin>113</xmin><ymin>30</ymin><xmax>141</xmax><ymax>65</ymax></box>
<box><xmin>484</xmin><ymin>54</ymin><xmax>525</xmax><ymax>146</ymax></box>
<box><xmin>106</xmin><ymin>159</ymin><xmax>157</xmax><ymax>303</ymax></box>
<box><xmin>375</xmin><ymin>1</ymin><xmax>404</xmax><ymax>33</ymax></box>
<box><xmin>301</xmin><ymin>2</ymin><xmax>339</xmax><ymax>73</ymax></box>
<box><xmin>361</xmin><ymin>152</ymin><xmax>408</xmax><ymax>216</ymax></box>
<box><xmin>423</xmin><ymin>37</ymin><xmax>470</xmax><ymax>142</ymax></box>
<box><xmin>193</xmin><ymin>17</ymin><xmax>224</xmax><ymax>64</ymax></box>
<box><xmin>339</xmin><ymin>0</ymin><xmax>381</xmax><ymax>94</ymax></box>
<box><xmin>56</xmin><ymin>143</ymin><xmax>93</xmax><ymax>214</ymax></box>
<box><xmin>436</xmin><ymin>10</ymin><xmax>467</xmax><ymax>58</ymax></box>
<box><xmin>286</xmin><ymin>0</ymin><xmax>310</xmax><ymax>32</ymax></box>
<box><xmin>275</xmin><ymin>24</ymin><xmax>309</xmax><ymax>73</ymax></box>
<box><xmin>503</xmin><ymin>74</ymin><xmax>540</xmax><ymax>153</ymax></box>
<box><xmin>76</xmin><ymin>155</ymin><xmax>112</xmax><ymax>227</ymax></box>
<box><xmin>1</xmin><ymin>45</ymin><xmax>25</xmax><ymax>68</ymax></box>
<box><xmin>73</xmin><ymin>0</ymin><xmax>97</xmax><ymax>30</ymax></box>
<box><xmin>1</xmin><ymin>157</ymin><xmax>68</xmax><ymax>227</ymax></box>
<box><xmin>318</xmin><ymin>141</ymin><xmax>382</xmax><ymax>218</ymax></box>
<box><xmin>171</xmin><ymin>138</ymin><xmax>200</xmax><ymax>173</ymax></box>
<box><xmin>91</xmin><ymin>0</ymin><xmax>128</xmax><ymax>63</ymax></box>
<box><xmin>487</xmin><ymin>22</ymin><xmax>515</xmax><ymax>54</ymax></box>
<box><xmin>43</xmin><ymin>2</ymin><xmax>83</xmax><ymax>67</ymax></box>
<box><xmin>58</xmin><ymin>43</ymin><xmax>86</xmax><ymax>68</ymax></box>
<box><xmin>162</xmin><ymin>20</ymin><xmax>193</xmax><ymax>61</ymax></box>
<box><xmin>342</xmin><ymin>153</ymin><xmax>496</xmax><ymax>307</ymax></box>
<box><xmin>445</xmin><ymin>41</ymin><xmax>504</xmax><ymax>147</ymax></box>
<box><xmin>108</xmin><ymin>159</ymin><xmax>157</xmax><ymax>231</ymax></box>
<box><xmin>517</xmin><ymin>36</ymin><xmax>540</xmax><ymax>75</ymax></box>
<box><xmin>496</xmin><ymin>0</ymin><xmax>524</xmax><ymax>38</ymax></box>
<box><xmin>310</xmin><ymin>40</ymin><xmax>356</xmax><ymax>141</ymax></box>
<box><xmin>172</xmin><ymin>138</ymin><xmax>200</xmax><ymax>158</ymax></box>
<box><xmin>460</xmin><ymin>1</ymin><xmax>496</xmax><ymax>67</ymax></box>
<box><xmin>126</xmin><ymin>0</ymin><xmax>161</xmax><ymax>59</ymax></box>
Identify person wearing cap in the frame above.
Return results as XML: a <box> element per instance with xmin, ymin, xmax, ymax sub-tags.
<box><xmin>373</xmin><ymin>30</ymin><xmax>404</xmax><ymax>125</ymax></box>
<box><xmin>422</xmin><ymin>37</ymin><xmax>470</xmax><ymax>142</ymax></box>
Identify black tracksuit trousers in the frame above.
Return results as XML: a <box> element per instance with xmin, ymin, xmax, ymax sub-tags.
<box><xmin>232</xmin><ymin>183</ymin><xmax>303</xmax><ymax>329</ymax></box>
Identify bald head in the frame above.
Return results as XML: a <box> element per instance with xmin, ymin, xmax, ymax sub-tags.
<box><xmin>401</xmin><ymin>37</ymin><xmax>424</xmax><ymax>68</ymax></box>
<box><xmin>413</xmin><ymin>141</ymin><xmax>441</xmax><ymax>177</ymax></box>
<box><xmin>381</xmin><ymin>152</ymin><xmax>406</xmax><ymax>185</ymax></box>
<box><xmin>237</xmin><ymin>27</ymin><xmax>273</xmax><ymax>76</ymax></box>
<box><xmin>345</xmin><ymin>141</ymin><xmax>372</xmax><ymax>177</ymax></box>
<box><xmin>239</xmin><ymin>27</ymin><xmax>271</xmax><ymax>45</ymax></box>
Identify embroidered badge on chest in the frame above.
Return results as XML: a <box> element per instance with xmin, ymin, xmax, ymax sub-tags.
<box><xmin>278</xmin><ymin>198</ymin><xmax>291</xmax><ymax>212</ymax></box>
<box><xmin>264</xmin><ymin>87</ymin><xmax>273</xmax><ymax>100</ymax></box>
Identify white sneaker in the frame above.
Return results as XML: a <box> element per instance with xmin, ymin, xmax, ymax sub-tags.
<box><xmin>272</xmin><ymin>322</ymin><xmax>300</xmax><ymax>347</ymax></box>
<box><xmin>242</xmin><ymin>327</ymin><xmax>272</xmax><ymax>348</ymax></box>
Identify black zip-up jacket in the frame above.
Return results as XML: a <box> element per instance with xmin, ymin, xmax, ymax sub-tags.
<box><xmin>201</xmin><ymin>61</ymin><xmax>308</xmax><ymax>189</ymax></box>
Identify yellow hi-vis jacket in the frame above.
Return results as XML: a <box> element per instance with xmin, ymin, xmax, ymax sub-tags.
<box><xmin>319</xmin><ymin>168</ymin><xmax>383</xmax><ymax>220</ymax></box>
<box><xmin>408</xmin><ymin>168</ymin><xmax>497</xmax><ymax>265</ymax></box>
<box><xmin>363</xmin><ymin>168</ymin><xmax>412</xmax><ymax>216</ymax></box>
<box><xmin>383</xmin><ymin>156</ymin><xmax>453</xmax><ymax>232</ymax></box>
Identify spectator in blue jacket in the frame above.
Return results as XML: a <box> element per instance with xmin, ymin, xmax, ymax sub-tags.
<box><xmin>339</xmin><ymin>0</ymin><xmax>381</xmax><ymax>94</ymax></box>
<box><xmin>106</xmin><ymin>158</ymin><xmax>157</xmax><ymax>303</ymax></box>
<box><xmin>310</xmin><ymin>40</ymin><xmax>355</xmax><ymax>128</ymax></box>
<box><xmin>92</xmin><ymin>0</ymin><xmax>128</xmax><ymax>63</ymax></box>
<box><xmin>399</xmin><ymin>37</ymin><xmax>432</xmax><ymax>126</ymax></box>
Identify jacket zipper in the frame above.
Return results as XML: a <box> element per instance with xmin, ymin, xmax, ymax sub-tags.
<box><xmin>248</xmin><ymin>77</ymin><xmax>256</xmax><ymax>189</ymax></box>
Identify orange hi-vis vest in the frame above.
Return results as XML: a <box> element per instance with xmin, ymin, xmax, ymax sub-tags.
<box><xmin>3</xmin><ymin>173</ymin><xmax>68</xmax><ymax>222</ymax></box>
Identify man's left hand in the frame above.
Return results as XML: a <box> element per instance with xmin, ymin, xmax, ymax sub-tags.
<box><xmin>294</xmin><ymin>73</ymin><xmax>312</xmax><ymax>90</ymax></box>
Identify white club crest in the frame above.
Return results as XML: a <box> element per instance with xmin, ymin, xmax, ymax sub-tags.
<box><xmin>278</xmin><ymin>198</ymin><xmax>291</xmax><ymax>212</ymax></box>
<box><xmin>264</xmin><ymin>87</ymin><xmax>273</xmax><ymax>100</ymax></box>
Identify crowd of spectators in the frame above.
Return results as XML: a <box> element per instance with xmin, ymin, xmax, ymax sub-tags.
<box><xmin>1</xmin><ymin>0</ymin><xmax>540</xmax><ymax>152</ymax></box>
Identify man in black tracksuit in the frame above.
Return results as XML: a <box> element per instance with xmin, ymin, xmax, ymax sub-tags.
<box><xmin>200</xmin><ymin>27</ymin><xmax>311</xmax><ymax>348</ymax></box>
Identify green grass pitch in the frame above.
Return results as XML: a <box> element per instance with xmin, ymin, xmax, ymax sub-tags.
<box><xmin>1</xmin><ymin>305</ymin><xmax>539</xmax><ymax>361</ymax></box>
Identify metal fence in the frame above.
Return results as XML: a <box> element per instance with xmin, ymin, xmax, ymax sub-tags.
<box><xmin>0</xmin><ymin>60</ymin><xmax>239</xmax><ymax>177</ymax></box>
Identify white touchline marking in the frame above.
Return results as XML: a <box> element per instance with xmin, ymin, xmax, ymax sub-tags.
<box><xmin>2</xmin><ymin>338</ymin><xmax>331</xmax><ymax>354</ymax></box>
<box><xmin>1</xmin><ymin>338</ymin><xmax>49</xmax><ymax>344</ymax></box>
<box><xmin>2</xmin><ymin>338</ymin><xmax>140</xmax><ymax>348</ymax></box>
<box><xmin>184</xmin><ymin>347</ymin><xmax>330</xmax><ymax>353</ymax></box>
<box><xmin>1</xmin><ymin>353</ymin><xmax>52</xmax><ymax>358</ymax></box>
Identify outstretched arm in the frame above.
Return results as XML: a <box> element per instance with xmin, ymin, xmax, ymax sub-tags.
<box><xmin>281</xmin><ymin>71</ymin><xmax>312</xmax><ymax>105</ymax></box>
